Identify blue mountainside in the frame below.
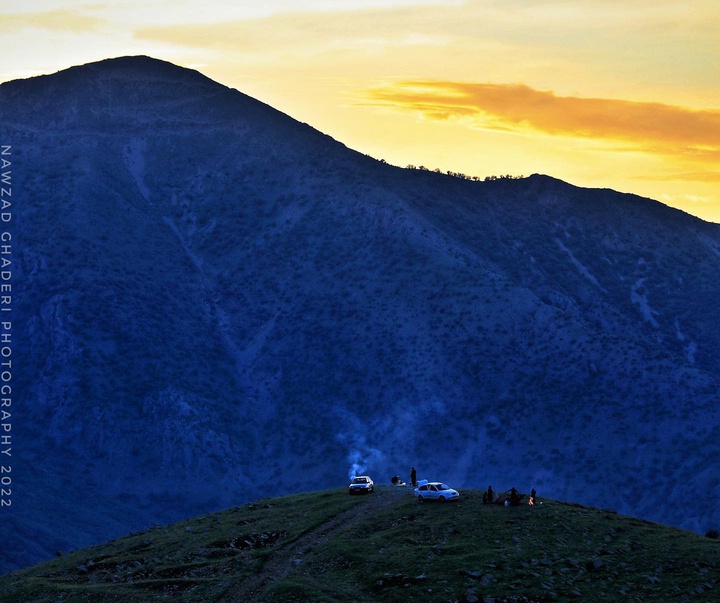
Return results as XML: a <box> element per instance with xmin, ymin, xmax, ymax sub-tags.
<box><xmin>1</xmin><ymin>56</ymin><xmax>719</xmax><ymax>574</ymax></box>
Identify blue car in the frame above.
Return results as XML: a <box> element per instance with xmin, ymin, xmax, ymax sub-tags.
<box><xmin>414</xmin><ymin>480</ymin><xmax>459</xmax><ymax>502</ymax></box>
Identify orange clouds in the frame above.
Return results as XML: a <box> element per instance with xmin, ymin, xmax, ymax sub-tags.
<box><xmin>3</xmin><ymin>1</ymin><xmax>718</xmax><ymax>220</ymax></box>
<box><xmin>363</xmin><ymin>81</ymin><xmax>720</xmax><ymax>161</ymax></box>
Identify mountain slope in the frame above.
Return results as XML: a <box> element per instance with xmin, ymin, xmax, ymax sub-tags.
<box><xmin>1</xmin><ymin>56</ymin><xmax>720</xmax><ymax>574</ymax></box>
<box><xmin>1</xmin><ymin>487</ymin><xmax>719</xmax><ymax>602</ymax></box>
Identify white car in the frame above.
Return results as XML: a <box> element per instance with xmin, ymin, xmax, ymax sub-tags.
<box><xmin>348</xmin><ymin>475</ymin><xmax>374</xmax><ymax>494</ymax></box>
<box><xmin>414</xmin><ymin>480</ymin><xmax>459</xmax><ymax>502</ymax></box>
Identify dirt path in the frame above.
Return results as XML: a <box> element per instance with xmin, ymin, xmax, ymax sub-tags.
<box><xmin>220</xmin><ymin>486</ymin><xmax>408</xmax><ymax>602</ymax></box>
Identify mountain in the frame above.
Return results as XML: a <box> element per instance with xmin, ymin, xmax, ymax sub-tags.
<box><xmin>1</xmin><ymin>486</ymin><xmax>719</xmax><ymax>602</ymax></box>
<box><xmin>1</xmin><ymin>56</ymin><xmax>720</xmax><ymax>574</ymax></box>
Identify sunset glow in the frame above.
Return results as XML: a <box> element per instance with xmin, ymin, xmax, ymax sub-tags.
<box><xmin>3</xmin><ymin>0</ymin><xmax>719</xmax><ymax>220</ymax></box>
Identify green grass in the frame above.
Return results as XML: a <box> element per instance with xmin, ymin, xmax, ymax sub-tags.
<box><xmin>0</xmin><ymin>489</ymin><xmax>364</xmax><ymax>603</ymax></box>
<box><xmin>1</xmin><ymin>487</ymin><xmax>718</xmax><ymax>602</ymax></box>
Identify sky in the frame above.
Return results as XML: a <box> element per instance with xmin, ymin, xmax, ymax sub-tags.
<box><xmin>2</xmin><ymin>0</ymin><xmax>719</xmax><ymax>221</ymax></box>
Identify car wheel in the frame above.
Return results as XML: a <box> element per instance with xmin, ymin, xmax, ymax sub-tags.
<box><xmin>417</xmin><ymin>495</ymin><xmax>424</xmax><ymax>502</ymax></box>
<box><xmin>439</xmin><ymin>496</ymin><xmax>446</xmax><ymax>502</ymax></box>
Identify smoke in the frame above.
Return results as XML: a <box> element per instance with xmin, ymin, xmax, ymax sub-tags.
<box><xmin>335</xmin><ymin>410</ymin><xmax>384</xmax><ymax>480</ymax></box>
<box><xmin>344</xmin><ymin>439</ymin><xmax>384</xmax><ymax>480</ymax></box>
<box><xmin>347</xmin><ymin>449</ymin><xmax>368</xmax><ymax>481</ymax></box>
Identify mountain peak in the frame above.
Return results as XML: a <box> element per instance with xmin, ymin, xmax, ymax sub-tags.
<box><xmin>4</xmin><ymin>55</ymin><xmax>217</xmax><ymax>89</ymax></box>
<box><xmin>0</xmin><ymin>54</ymin><xmax>288</xmax><ymax>136</ymax></box>
<box><xmin>67</xmin><ymin>55</ymin><xmax>219</xmax><ymax>86</ymax></box>
<box><xmin>3</xmin><ymin>56</ymin><xmax>720</xmax><ymax>576</ymax></box>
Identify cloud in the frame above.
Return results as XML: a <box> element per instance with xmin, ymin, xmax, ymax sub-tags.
<box><xmin>361</xmin><ymin>81</ymin><xmax>720</xmax><ymax>160</ymax></box>
<box><xmin>0</xmin><ymin>9</ymin><xmax>104</xmax><ymax>33</ymax></box>
<box><xmin>133</xmin><ymin>5</ymin><xmax>455</xmax><ymax>58</ymax></box>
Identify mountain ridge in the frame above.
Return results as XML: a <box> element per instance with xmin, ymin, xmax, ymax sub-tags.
<box><xmin>1</xmin><ymin>56</ymin><xmax>720</xmax><ymax>575</ymax></box>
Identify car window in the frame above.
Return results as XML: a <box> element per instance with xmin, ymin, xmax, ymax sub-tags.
<box><xmin>439</xmin><ymin>484</ymin><xmax>450</xmax><ymax>490</ymax></box>
<box><xmin>430</xmin><ymin>485</ymin><xmax>438</xmax><ymax>491</ymax></box>
<box><xmin>419</xmin><ymin>485</ymin><xmax>428</xmax><ymax>491</ymax></box>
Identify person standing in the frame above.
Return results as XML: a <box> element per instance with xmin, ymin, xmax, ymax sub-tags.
<box><xmin>410</xmin><ymin>467</ymin><xmax>417</xmax><ymax>487</ymax></box>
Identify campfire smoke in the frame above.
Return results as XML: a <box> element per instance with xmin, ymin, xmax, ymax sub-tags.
<box><xmin>335</xmin><ymin>413</ymin><xmax>384</xmax><ymax>480</ymax></box>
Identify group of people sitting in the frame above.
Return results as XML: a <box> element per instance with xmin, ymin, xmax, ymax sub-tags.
<box><xmin>483</xmin><ymin>485</ymin><xmax>537</xmax><ymax>506</ymax></box>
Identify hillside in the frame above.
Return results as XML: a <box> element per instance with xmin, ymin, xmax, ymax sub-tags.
<box><xmin>2</xmin><ymin>56</ymin><xmax>720</xmax><ymax>574</ymax></box>
<box><xmin>1</xmin><ymin>487</ymin><xmax>719</xmax><ymax>602</ymax></box>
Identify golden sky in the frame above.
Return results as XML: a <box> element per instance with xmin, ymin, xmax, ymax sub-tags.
<box><xmin>2</xmin><ymin>1</ymin><xmax>719</xmax><ymax>221</ymax></box>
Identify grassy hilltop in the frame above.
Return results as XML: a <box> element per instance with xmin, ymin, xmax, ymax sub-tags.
<box><xmin>1</xmin><ymin>486</ymin><xmax>718</xmax><ymax>603</ymax></box>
